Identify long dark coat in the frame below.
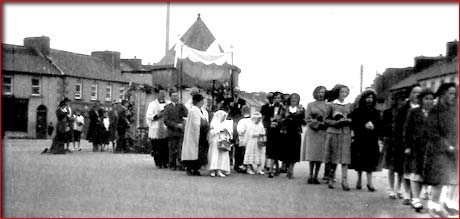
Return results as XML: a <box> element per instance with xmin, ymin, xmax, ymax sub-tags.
<box><xmin>350</xmin><ymin>106</ymin><xmax>382</xmax><ymax>172</ymax></box>
<box><xmin>86</xmin><ymin>108</ymin><xmax>103</xmax><ymax>144</ymax></box>
<box><xmin>423</xmin><ymin>103</ymin><xmax>458</xmax><ymax>185</ymax></box>
<box><xmin>50</xmin><ymin>108</ymin><xmax>69</xmax><ymax>154</ymax></box>
<box><xmin>403</xmin><ymin>107</ymin><xmax>430</xmax><ymax>175</ymax></box>
<box><xmin>280</xmin><ymin>106</ymin><xmax>306</xmax><ymax>163</ymax></box>
<box><xmin>392</xmin><ymin>101</ymin><xmax>414</xmax><ymax>173</ymax></box>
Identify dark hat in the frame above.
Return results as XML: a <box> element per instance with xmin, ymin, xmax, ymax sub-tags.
<box><xmin>58</xmin><ymin>100</ymin><xmax>67</xmax><ymax>107</ymax></box>
<box><xmin>62</xmin><ymin>97</ymin><xmax>71</xmax><ymax>103</ymax></box>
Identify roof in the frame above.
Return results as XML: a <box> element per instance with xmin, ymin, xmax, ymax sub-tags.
<box><xmin>49</xmin><ymin>49</ymin><xmax>128</xmax><ymax>83</ymax></box>
<box><xmin>390</xmin><ymin>57</ymin><xmax>458</xmax><ymax>91</ymax></box>
<box><xmin>2</xmin><ymin>43</ymin><xmax>129</xmax><ymax>83</ymax></box>
<box><xmin>180</xmin><ymin>14</ymin><xmax>216</xmax><ymax>51</ymax></box>
<box><xmin>2</xmin><ymin>44</ymin><xmax>60</xmax><ymax>75</ymax></box>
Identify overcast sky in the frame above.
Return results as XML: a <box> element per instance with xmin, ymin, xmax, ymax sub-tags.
<box><xmin>4</xmin><ymin>3</ymin><xmax>459</xmax><ymax>104</ymax></box>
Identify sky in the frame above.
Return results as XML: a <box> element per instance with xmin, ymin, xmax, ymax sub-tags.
<box><xmin>3</xmin><ymin>3</ymin><xmax>459</xmax><ymax>105</ymax></box>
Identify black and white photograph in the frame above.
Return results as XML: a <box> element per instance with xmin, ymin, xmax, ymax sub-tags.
<box><xmin>2</xmin><ymin>2</ymin><xmax>458</xmax><ymax>217</ymax></box>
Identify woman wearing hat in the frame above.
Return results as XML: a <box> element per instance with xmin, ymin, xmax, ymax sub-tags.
<box><xmin>50</xmin><ymin>99</ymin><xmax>71</xmax><ymax>154</ymax></box>
<box><xmin>324</xmin><ymin>84</ymin><xmax>353</xmax><ymax>191</ymax></box>
<box><xmin>349</xmin><ymin>89</ymin><xmax>382</xmax><ymax>192</ymax></box>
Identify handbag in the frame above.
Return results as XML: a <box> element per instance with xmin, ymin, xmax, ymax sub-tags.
<box><xmin>257</xmin><ymin>135</ymin><xmax>267</xmax><ymax>147</ymax></box>
<box><xmin>217</xmin><ymin>131</ymin><xmax>232</xmax><ymax>152</ymax></box>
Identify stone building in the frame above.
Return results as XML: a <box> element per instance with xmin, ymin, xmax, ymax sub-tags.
<box><xmin>2</xmin><ymin>36</ymin><xmax>132</xmax><ymax>138</ymax></box>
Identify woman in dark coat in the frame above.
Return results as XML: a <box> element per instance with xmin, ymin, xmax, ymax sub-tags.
<box><xmin>86</xmin><ymin>101</ymin><xmax>103</xmax><ymax>152</ymax></box>
<box><xmin>423</xmin><ymin>83</ymin><xmax>457</xmax><ymax>217</ymax></box>
<box><xmin>280</xmin><ymin>93</ymin><xmax>306</xmax><ymax>179</ymax></box>
<box><xmin>50</xmin><ymin>100</ymin><xmax>70</xmax><ymax>154</ymax></box>
<box><xmin>350</xmin><ymin>89</ymin><xmax>381</xmax><ymax>192</ymax></box>
<box><xmin>403</xmin><ymin>89</ymin><xmax>435</xmax><ymax>212</ymax></box>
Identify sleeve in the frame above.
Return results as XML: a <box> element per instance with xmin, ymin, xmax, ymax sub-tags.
<box><xmin>146</xmin><ymin>102</ymin><xmax>154</xmax><ymax>126</ymax></box>
<box><xmin>237</xmin><ymin>119</ymin><xmax>248</xmax><ymax>136</ymax></box>
<box><xmin>403</xmin><ymin>109</ymin><xmax>415</xmax><ymax>150</ymax></box>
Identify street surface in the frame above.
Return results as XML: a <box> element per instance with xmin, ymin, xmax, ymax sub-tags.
<box><xmin>3</xmin><ymin>139</ymin><xmax>430</xmax><ymax>218</ymax></box>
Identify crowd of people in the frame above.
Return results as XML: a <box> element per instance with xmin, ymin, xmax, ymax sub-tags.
<box><xmin>42</xmin><ymin>82</ymin><xmax>457</xmax><ymax>218</ymax></box>
<box><xmin>145</xmin><ymin>83</ymin><xmax>457</xmax><ymax>217</ymax></box>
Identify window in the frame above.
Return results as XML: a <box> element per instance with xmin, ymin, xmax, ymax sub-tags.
<box><xmin>91</xmin><ymin>84</ymin><xmax>98</xmax><ymax>101</ymax></box>
<box><xmin>75</xmin><ymin>83</ymin><xmax>82</xmax><ymax>100</ymax></box>
<box><xmin>105</xmin><ymin>85</ymin><xmax>112</xmax><ymax>101</ymax></box>
<box><xmin>31</xmin><ymin>78</ymin><xmax>41</xmax><ymax>96</ymax></box>
<box><xmin>3</xmin><ymin>76</ymin><xmax>12</xmax><ymax>95</ymax></box>
<box><xmin>119</xmin><ymin>87</ymin><xmax>125</xmax><ymax>101</ymax></box>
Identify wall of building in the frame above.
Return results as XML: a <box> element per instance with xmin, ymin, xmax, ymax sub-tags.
<box><xmin>3</xmin><ymin>72</ymin><xmax>129</xmax><ymax>138</ymax></box>
<box><xmin>419</xmin><ymin>74</ymin><xmax>458</xmax><ymax>92</ymax></box>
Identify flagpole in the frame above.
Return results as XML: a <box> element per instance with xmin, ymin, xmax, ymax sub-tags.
<box><xmin>165</xmin><ymin>1</ymin><xmax>170</xmax><ymax>56</ymax></box>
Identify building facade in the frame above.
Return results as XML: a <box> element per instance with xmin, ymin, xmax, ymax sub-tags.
<box><xmin>2</xmin><ymin>36</ymin><xmax>130</xmax><ymax>138</ymax></box>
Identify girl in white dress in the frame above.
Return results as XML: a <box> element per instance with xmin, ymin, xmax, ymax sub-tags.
<box><xmin>243</xmin><ymin>112</ymin><xmax>266</xmax><ymax>175</ymax></box>
<box><xmin>208</xmin><ymin>110</ymin><xmax>233</xmax><ymax>177</ymax></box>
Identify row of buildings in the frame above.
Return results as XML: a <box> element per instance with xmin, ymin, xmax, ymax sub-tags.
<box><xmin>372</xmin><ymin>40</ymin><xmax>458</xmax><ymax>108</ymax></box>
<box><xmin>2</xmin><ymin>15</ymin><xmax>242</xmax><ymax>139</ymax></box>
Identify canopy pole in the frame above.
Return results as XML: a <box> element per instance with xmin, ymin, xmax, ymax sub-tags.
<box><xmin>179</xmin><ymin>44</ymin><xmax>183</xmax><ymax>102</ymax></box>
<box><xmin>211</xmin><ymin>80</ymin><xmax>215</xmax><ymax>111</ymax></box>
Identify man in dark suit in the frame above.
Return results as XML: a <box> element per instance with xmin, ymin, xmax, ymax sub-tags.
<box><xmin>116</xmin><ymin>99</ymin><xmax>131</xmax><ymax>153</ymax></box>
<box><xmin>260</xmin><ymin>92</ymin><xmax>274</xmax><ymax>129</ymax></box>
<box><xmin>163</xmin><ymin>90</ymin><xmax>188</xmax><ymax>170</ymax></box>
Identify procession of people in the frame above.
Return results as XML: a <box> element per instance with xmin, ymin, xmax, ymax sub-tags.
<box><xmin>41</xmin><ymin>82</ymin><xmax>458</xmax><ymax>218</ymax></box>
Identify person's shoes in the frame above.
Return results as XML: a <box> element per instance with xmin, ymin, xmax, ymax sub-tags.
<box><xmin>287</xmin><ymin>172</ymin><xmax>293</xmax><ymax>179</ymax></box>
<box><xmin>217</xmin><ymin>171</ymin><xmax>226</xmax><ymax>177</ymax></box>
<box><xmin>307</xmin><ymin>178</ymin><xmax>313</xmax><ymax>184</ymax></box>
<box><xmin>328</xmin><ymin>180</ymin><xmax>335</xmax><ymax>189</ymax></box>
<box><xmin>257</xmin><ymin>169</ymin><xmax>265</xmax><ymax>175</ymax></box>
<box><xmin>312</xmin><ymin>178</ymin><xmax>320</xmax><ymax>184</ymax></box>
<box><xmin>443</xmin><ymin>203</ymin><xmax>459</xmax><ymax>216</ymax></box>
<box><xmin>268</xmin><ymin>172</ymin><xmax>274</xmax><ymax>178</ymax></box>
<box><xmin>342</xmin><ymin>182</ymin><xmax>350</xmax><ymax>191</ymax></box>
<box><xmin>428</xmin><ymin>207</ymin><xmax>449</xmax><ymax>218</ymax></box>
<box><xmin>397</xmin><ymin>192</ymin><xmax>403</xmax><ymax>199</ymax></box>
<box><xmin>186</xmin><ymin>169</ymin><xmax>193</xmax><ymax>176</ymax></box>
<box><xmin>367</xmin><ymin>185</ymin><xmax>376</xmax><ymax>192</ymax></box>
<box><xmin>41</xmin><ymin>148</ymin><xmax>49</xmax><ymax>154</ymax></box>
<box><xmin>247</xmin><ymin>169</ymin><xmax>256</xmax><ymax>175</ymax></box>
<box><xmin>411</xmin><ymin>199</ymin><xmax>424</xmax><ymax>213</ymax></box>
<box><xmin>356</xmin><ymin>182</ymin><xmax>362</xmax><ymax>190</ymax></box>
<box><xmin>192</xmin><ymin>170</ymin><xmax>201</xmax><ymax>176</ymax></box>
<box><xmin>78</xmin><ymin>148</ymin><xmax>82</xmax><ymax>151</ymax></box>
<box><xmin>274</xmin><ymin>170</ymin><xmax>280</xmax><ymax>176</ymax></box>
<box><xmin>402</xmin><ymin>198</ymin><xmax>412</xmax><ymax>205</ymax></box>
<box><xmin>210</xmin><ymin>172</ymin><xmax>216</xmax><ymax>177</ymax></box>
<box><xmin>388</xmin><ymin>190</ymin><xmax>396</xmax><ymax>199</ymax></box>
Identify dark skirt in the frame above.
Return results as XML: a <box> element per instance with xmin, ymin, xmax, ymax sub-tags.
<box><xmin>266</xmin><ymin>128</ymin><xmax>284</xmax><ymax>160</ymax></box>
<box><xmin>350</xmin><ymin>137</ymin><xmax>381</xmax><ymax>172</ymax></box>
<box><xmin>280</xmin><ymin>133</ymin><xmax>301</xmax><ymax>163</ymax></box>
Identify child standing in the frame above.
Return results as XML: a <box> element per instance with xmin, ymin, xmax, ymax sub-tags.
<box><xmin>243</xmin><ymin>112</ymin><xmax>266</xmax><ymax>175</ymax></box>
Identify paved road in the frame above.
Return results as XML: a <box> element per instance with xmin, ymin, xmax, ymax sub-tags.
<box><xmin>3</xmin><ymin>139</ymin><xmax>430</xmax><ymax>217</ymax></box>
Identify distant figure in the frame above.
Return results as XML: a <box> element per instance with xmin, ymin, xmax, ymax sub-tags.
<box><xmin>47</xmin><ymin>122</ymin><xmax>54</xmax><ymax>138</ymax></box>
<box><xmin>73</xmin><ymin>111</ymin><xmax>85</xmax><ymax>151</ymax></box>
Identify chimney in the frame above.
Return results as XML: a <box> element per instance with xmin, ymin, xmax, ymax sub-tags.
<box><xmin>91</xmin><ymin>51</ymin><xmax>121</xmax><ymax>72</ymax></box>
<box><xmin>122</xmin><ymin>58</ymin><xmax>142</xmax><ymax>70</ymax></box>
<box><xmin>414</xmin><ymin>56</ymin><xmax>444</xmax><ymax>72</ymax></box>
<box><xmin>446</xmin><ymin>40</ymin><xmax>458</xmax><ymax>58</ymax></box>
<box><xmin>24</xmin><ymin>36</ymin><xmax>51</xmax><ymax>56</ymax></box>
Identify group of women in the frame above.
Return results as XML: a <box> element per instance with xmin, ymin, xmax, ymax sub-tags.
<box><xmin>303</xmin><ymin>83</ymin><xmax>457</xmax><ymax>217</ymax></box>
